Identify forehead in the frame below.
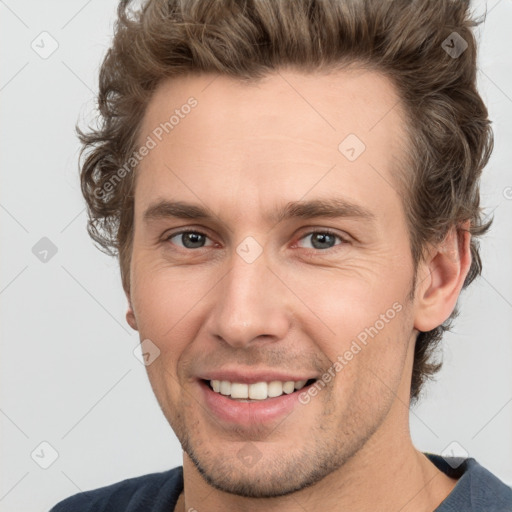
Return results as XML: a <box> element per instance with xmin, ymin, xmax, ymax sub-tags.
<box><xmin>135</xmin><ymin>68</ymin><xmax>408</xmax><ymax>225</ymax></box>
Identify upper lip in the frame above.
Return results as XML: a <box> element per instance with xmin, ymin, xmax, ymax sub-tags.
<box><xmin>197</xmin><ymin>369</ymin><xmax>318</xmax><ymax>384</ymax></box>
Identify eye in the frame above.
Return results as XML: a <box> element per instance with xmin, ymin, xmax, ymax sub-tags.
<box><xmin>296</xmin><ymin>230</ymin><xmax>347</xmax><ymax>251</ymax></box>
<box><xmin>164</xmin><ymin>228</ymin><xmax>348</xmax><ymax>252</ymax></box>
<box><xmin>165</xmin><ymin>230</ymin><xmax>215</xmax><ymax>250</ymax></box>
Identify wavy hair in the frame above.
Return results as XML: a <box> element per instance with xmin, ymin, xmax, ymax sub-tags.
<box><xmin>77</xmin><ymin>0</ymin><xmax>493</xmax><ymax>401</ymax></box>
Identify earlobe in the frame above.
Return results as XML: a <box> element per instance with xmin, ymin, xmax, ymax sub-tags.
<box><xmin>124</xmin><ymin>288</ymin><xmax>139</xmax><ymax>331</ymax></box>
<box><xmin>126</xmin><ymin>304</ymin><xmax>138</xmax><ymax>331</ymax></box>
<box><xmin>413</xmin><ymin>222</ymin><xmax>472</xmax><ymax>333</ymax></box>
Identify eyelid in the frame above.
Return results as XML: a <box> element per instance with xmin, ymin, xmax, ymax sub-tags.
<box><xmin>164</xmin><ymin>227</ymin><xmax>210</xmax><ymax>239</ymax></box>
<box><xmin>297</xmin><ymin>226</ymin><xmax>349</xmax><ymax>240</ymax></box>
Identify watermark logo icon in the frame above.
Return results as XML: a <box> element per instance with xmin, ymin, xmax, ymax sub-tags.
<box><xmin>133</xmin><ymin>339</ymin><xmax>161</xmax><ymax>366</ymax></box>
<box><xmin>338</xmin><ymin>134</ymin><xmax>366</xmax><ymax>162</ymax></box>
<box><xmin>441</xmin><ymin>441</ymin><xmax>469</xmax><ymax>469</ymax></box>
<box><xmin>237</xmin><ymin>442</ymin><xmax>263</xmax><ymax>468</ymax></box>
<box><xmin>31</xmin><ymin>31</ymin><xmax>59</xmax><ymax>59</ymax></box>
<box><xmin>32</xmin><ymin>237</ymin><xmax>58</xmax><ymax>263</ymax></box>
<box><xmin>236</xmin><ymin>236</ymin><xmax>263</xmax><ymax>264</ymax></box>
<box><xmin>441</xmin><ymin>32</ymin><xmax>468</xmax><ymax>59</ymax></box>
<box><xmin>31</xmin><ymin>441</ymin><xmax>59</xmax><ymax>469</ymax></box>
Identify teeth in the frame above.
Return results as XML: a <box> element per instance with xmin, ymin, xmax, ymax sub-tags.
<box><xmin>283</xmin><ymin>381</ymin><xmax>295</xmax><ymax>394</ymax></box>
<box><xmin>249</xmin><ymin>381</ymin><xmax>268</xmax><ymax>400</ymax></box>
<box><xmin>209</xmin><ymin>379</ymin><xmax>310</xmax><ymax>400</ymax></box>
<box><xmin>219</xmin><ymin>380</ymin><xmax>231</xmax><ymax>395</ymax></box>
<box><xmin>294</xmin><ymin>380</ymin><xmax>307</xmax><ymax>390</ymax></box>
<box><xmin>230</xmin><ymin>383</ymin><xmax>248</xmax><ymax>399</ymax></box>
<box><xmin>268</xmin><ymin>381</ymin><xmax>284</xmax><ymax>398</ymax></box>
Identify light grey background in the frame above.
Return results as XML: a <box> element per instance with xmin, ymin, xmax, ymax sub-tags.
<box><xmin>0</xmin><ymin>1</ymin><xmax>511</xmax><ymax>511</ymax></box>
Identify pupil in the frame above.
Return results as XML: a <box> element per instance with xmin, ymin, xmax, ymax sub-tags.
<box><xmin>312</xmin><ymin>233</ymin><xmax>335</xmax><ymax>249</ymax></box>
<box><xmin>183</xmin><ymin>232</ymin><xmax>205</xmax><ymax>249</ymax></box>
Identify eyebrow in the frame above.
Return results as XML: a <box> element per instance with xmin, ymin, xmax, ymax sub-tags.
<box><xmin>143</xmin><ymin>198</ymin><xmax>376</xmax><ymax>225</ymax></box>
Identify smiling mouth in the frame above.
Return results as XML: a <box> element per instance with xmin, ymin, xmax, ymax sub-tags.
<box><xmin>203</xmin><ymin>378</ymin><xmax>317</xmax><ymax>401</ymax></box>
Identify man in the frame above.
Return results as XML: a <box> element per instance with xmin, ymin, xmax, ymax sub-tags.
<box><xmin>51</xmin><ymin>0</ymin><xmax>512</xmax><ymax>510</ymax></box>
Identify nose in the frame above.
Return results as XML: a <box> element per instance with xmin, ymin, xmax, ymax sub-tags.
<box><xmin>205</xmin><ymin>247</ymin><xmax>292</xmax><ymax>349</ymax></box>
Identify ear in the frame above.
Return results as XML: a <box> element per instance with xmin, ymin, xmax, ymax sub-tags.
<box><xmin>413</xmin><ymin>221</ymin><xmax>472</xmax><ymax>332</ymax></box>
<box><xmin>124</xmin><ymin>287</ymin><xmax>139</xmax><ymax>331</ymax></box>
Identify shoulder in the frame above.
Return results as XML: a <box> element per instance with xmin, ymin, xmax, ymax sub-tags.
<box><xmin>462</xmin><ymin>458</ymin><xmax>512</xmax><ymax>511</ymax></box>
<box><xmin>426</xmin><ymin>454</ymin><xmax>512</xmax><ymax>511</ymax></box>
<box><xmin>49</xmin><ymin>466</ymin><xmax>183</xmax><ymax>512</ymax></box>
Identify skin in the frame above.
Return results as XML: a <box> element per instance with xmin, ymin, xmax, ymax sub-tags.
<box><xmin>125</xmin><ymin>68</ymin><xmax>471</xmax><ymax>512</ymax></box>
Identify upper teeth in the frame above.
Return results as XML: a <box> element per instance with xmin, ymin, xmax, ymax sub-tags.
<box><xmin>210</xmin><ymin>380</ymin><xmax>308</xmax><ymax>400</ymax></box>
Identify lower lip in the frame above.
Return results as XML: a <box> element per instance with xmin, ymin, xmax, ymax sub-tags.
<box><xmin>199</xmin><ymin>380</ymin><xmax>312</xmax><ymax>427</ymax></box>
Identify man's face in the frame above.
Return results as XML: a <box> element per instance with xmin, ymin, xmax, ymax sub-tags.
<box><xmin>129</xmin><ymin>68</ymin><xmax>418</xmax><ymax>497</ymax></box>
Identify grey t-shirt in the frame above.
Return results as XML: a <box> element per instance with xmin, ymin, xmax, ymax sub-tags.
<box><xmin>50</xmin><ymin>453</ymin><xmax>512</xmax><ymax>511</ymax></box>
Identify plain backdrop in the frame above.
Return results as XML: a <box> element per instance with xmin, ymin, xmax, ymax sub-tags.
<box><xmin>1</xmin><ymin>1</ymin><xmax>511</xmax><ymax>511</ymax></box>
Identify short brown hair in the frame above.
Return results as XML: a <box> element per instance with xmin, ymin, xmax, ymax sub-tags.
<box><xmin>78</xmin><ymin>0</ymin><xmax>493</xmax><ymax>402</ymax></box>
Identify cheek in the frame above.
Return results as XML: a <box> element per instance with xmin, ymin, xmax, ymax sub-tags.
<box><xmin>131</xmin><ymin>268</ymin><xmax>197</xmax><ymax>404</ymax></box>
<box><xmin>337</xmin><ymin>302</ymin><xmax>412</xmax><ymax>402</ymax></box>
<box><xmin>296</xmin><ymin>269</ymin><xmax>406</xmax><ymax>340</ymax></box>
<box><xmin>297</xmin><ymin>269</ymin><xmax>410</xmax><ymax>390</ymax></box>
<box><xmin>131</xmin><ymin>260</ymin><xmax>210</xmax><ymax>339</ymax></box>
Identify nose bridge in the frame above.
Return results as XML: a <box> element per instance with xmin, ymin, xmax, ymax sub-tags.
<box><xmin>207</xmin><ymin>245</ymin><xmax>290</xmax><ymax>348</ymax></box>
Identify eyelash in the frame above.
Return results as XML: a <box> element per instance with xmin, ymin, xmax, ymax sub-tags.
<box><xmin>164</xmin><ymin>228</ymin><xmax>348</xmax><ymax>253</ymax></box>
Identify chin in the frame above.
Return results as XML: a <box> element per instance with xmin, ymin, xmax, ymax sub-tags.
<box><xmin>188</xmin><ymin>447</ymin><xmax>333</xmax><ymax>498</ymax></box>
<box><xmin>180</xmin><ymin>430</ymin><xmax>362</xmax><ymax>499</ymax></box>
